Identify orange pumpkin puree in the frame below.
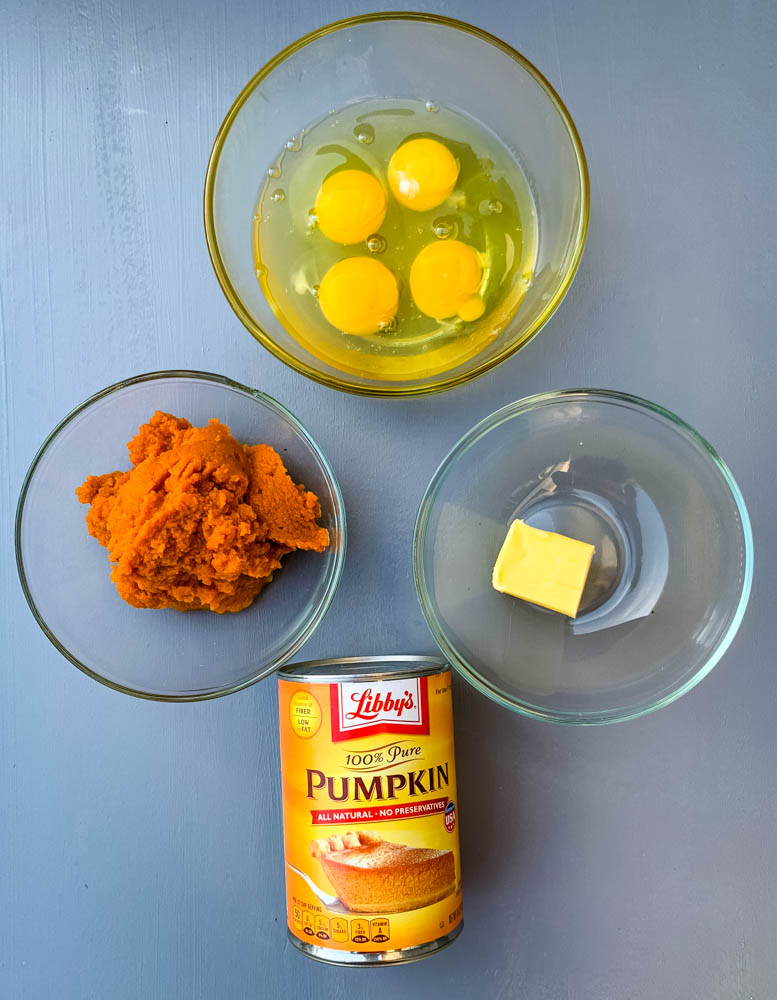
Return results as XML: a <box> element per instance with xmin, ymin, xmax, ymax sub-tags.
<box><xmin>76</xmin><ymin>411</ymin><xmax>329</xmax><ymax>613</ymax></box>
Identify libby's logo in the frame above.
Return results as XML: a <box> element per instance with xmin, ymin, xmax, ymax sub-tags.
<box><xmin>347</xmin><ymin>687</ymin><xmax>415</xmax><ymax>722</ymax></box>
<box><xmin>330</xmin><ymin>677</ymin><xmax>430</xmax><ymax>741</ymax></box>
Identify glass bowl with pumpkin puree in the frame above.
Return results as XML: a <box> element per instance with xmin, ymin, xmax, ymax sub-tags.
<box><xmin>16</xmin><ymin>371</ymin><xmax>346</xmax><ymax>701</ymax></box>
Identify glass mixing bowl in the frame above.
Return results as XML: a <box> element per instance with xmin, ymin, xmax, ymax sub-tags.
<box><xmin>15</xmin><ymin>371</ymin><xmax>346</xmax><ymax>701</ymax></box>
<box><xmin>204</xmin><ymin>13</ymin><xmax>588</xmax><ymax>396</ymax></box>
<box><xmin>414</xmin><ymin>390</ymin><xmax>753</xmax><ymax>724</ymax></box>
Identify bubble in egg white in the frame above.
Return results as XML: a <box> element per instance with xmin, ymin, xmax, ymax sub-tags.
<box><xmin>366</xmin><ymin>234</ymin><xmax>387</xmax><ymax>253</ymax></box>
<box><xmin>354</xmin><ymin>123</ymin><xmax>375</xmax><ymax>144</ymax></box>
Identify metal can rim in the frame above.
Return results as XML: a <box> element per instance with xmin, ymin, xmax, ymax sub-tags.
<box><xmin>278</xmin><ymin>654</ymin><xmax>447</xmax><ymax>684</ymax></box>
<box><xmin>286</xmin><ymin>920</ymin><xmax>463</xmax><ymax>966</ymax></box>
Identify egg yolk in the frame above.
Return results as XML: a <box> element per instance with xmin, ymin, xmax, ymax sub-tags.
<box><xmin>409</xmin><ymin>240</ymin><xmax>483</xmax><ymax>320</ymax></box>
<box><xmin>318</xmin><ymin>257</ymin><xmax>399</xmax><ymax>335</ymax></box>
<box><xmin>388</xmin><ymin>138</ymin><xmax>459</xmax><ymax>212</ymax></box>
<box><xmin>314</xmin><ymin>169</ymin><xmax>387</xmax><ymax>245</ymax></box>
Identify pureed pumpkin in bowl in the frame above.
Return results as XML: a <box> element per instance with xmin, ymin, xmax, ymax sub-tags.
<box><xmin>76</xmin><ymin>410</ymin><xmax>329</xmax><ymax>613</ymax></box>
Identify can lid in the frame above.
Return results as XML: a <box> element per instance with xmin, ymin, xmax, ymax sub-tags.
<box><xmin>277</xmin><ymin>654</ymin><xmax>447</xmax><ymax>683</ymax></box>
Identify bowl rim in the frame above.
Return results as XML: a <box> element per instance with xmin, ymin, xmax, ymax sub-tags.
<box><xmin>412</xmin><ymin>387</ymin><xmax>754</xmax><ymax>724</ymax></box>
<box><xmin>203</xmin><ymin>11</ymin><xmax>590</xmax><ymax>397</ymax></box>
<box><xmin>15</xmin><ymin>369</ymin><xmax>347</xmax><ymax>702</ymax></box>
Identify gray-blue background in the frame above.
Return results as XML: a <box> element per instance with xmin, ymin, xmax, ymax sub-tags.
<box><xmin>2</xmin><ymin>1</ymin><xmax>775</xmax><ymax>997</ymax></box>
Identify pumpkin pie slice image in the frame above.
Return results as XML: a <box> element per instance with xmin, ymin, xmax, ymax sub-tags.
<box><xmin>310</xmin><ymin>830</ymin><xmax>456</xmax><ymax>914</ymax></box>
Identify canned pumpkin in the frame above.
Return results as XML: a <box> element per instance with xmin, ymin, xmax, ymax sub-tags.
<box><xmin>277</xmin><ymin>656</ymin><xmax>463</xmax><ymax>965</ymax></box>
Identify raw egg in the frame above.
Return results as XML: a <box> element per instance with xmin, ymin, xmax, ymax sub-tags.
<box><xmin>254</xmin><ymin>98</ymin><xmax>538</xmax><ymax>380</ymax></box>
<box><xmin>314</xmin><ymin>169</ymin><xmax>387</xmax><ymax>245</ymax></box>
<box><xmin>388</xmin><ymin>138</ymin><xmax>459</xmax><ymax>211</ymax></box>
<box><xmin>318</xmin><ymin>257</ymin><xmax>399</xmax><ymax>335</ymax></box>
<box><xmin>409</xmin><ymin>240</ymin><xmax>483</xmax><ymax>320</ymax></box>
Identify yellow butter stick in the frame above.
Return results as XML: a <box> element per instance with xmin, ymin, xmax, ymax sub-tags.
<box><xmin>492</xmin><ymin>519</ymin><xmax>595</xmax><ymax>618</ymax></box>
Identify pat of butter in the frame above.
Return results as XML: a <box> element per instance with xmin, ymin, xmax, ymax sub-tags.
<box><xmin>492</xmin><ymin>519</ymin><xmax>595</xmax><ymax>618</ymax></box>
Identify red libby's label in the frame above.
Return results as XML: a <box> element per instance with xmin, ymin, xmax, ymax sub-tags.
<box><xmin>329</xmin><ymin>676</ymin><xmax>430</xmax><ymax>741</ymax></box>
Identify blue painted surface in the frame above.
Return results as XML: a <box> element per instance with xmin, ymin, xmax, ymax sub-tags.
<box><xmin>2</xmin><ymin>1</ymin><xmax>775</xmax><ymax>997</ymax></box>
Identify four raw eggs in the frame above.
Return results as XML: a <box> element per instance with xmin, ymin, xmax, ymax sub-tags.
<box><xmin>313</xmin><ymin>138</ymin><xmax>485</xmax><ymax>336</ymax></box>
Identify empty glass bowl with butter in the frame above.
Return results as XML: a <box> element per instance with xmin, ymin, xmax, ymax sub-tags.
<box><xmin>414</xmin><ymin>390</ymin><xmax>753</xmax><ymax>724</ymax></box>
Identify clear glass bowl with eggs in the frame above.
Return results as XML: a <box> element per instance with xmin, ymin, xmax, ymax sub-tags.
<box><xmin>204</xmin><ymin>13</ymin><xmax>589</xmax><ymax>396</ymax></box>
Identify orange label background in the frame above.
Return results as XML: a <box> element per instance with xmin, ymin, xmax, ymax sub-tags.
<box><xmin>278</xmin><ymin>671</ymin><xmax>463</xmax><ymax>953</ymax></box>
